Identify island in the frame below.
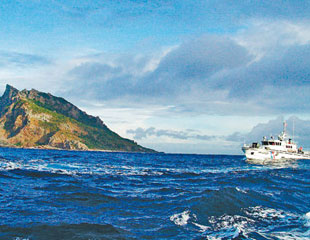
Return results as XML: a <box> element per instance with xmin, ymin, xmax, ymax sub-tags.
<box><xmin>0</xmin><ymin>84</ymin><xmax>155</xmax><ymax>152</ymax></box>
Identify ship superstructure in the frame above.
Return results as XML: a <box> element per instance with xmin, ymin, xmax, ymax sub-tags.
<box><xmin>242</xmin><ymin>122</ymin><xmax>310</xmax><ymax>161</ymax></box>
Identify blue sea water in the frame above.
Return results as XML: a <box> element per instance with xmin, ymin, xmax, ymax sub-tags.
<box><xmin>0</xmin><ymin>148</ymin><xmax>309</xmax><ymax>239</ymax></box>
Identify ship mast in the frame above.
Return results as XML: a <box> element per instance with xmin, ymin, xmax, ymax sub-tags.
<box><xmin>283</xmin><ymin>121</ymin><xmax>287</xmax><ymax>134</ymax></box>
<box><xmin>282</xmin><ymin>121</ymin><xmax>287</xmax><ymax>140</ymax></box>
<box><xmin>293</xmin><ymin>119</ymin><xmax>295</xmax><ymax>143</ymax></box>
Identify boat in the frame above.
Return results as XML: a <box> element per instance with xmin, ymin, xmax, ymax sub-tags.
<box><xmin>242</xmin><ymin>122</ymin><xmax>310</xmax><ymax>161</ymax></box>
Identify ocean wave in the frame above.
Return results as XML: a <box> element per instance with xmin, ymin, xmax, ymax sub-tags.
<box><xmin>0</xmin><ymin>160</ymin><xmax>166</xmax><ymax>177</ymax></box>
<box><xmin>244</xmin><ymin>206</ymin><xmax>299</xmax><ymax>225</ymax></box>
<box><xmin>0</xmin><ymin>151</ymin><xmax>309</xmax><ymax>239</ymax></box>
<box><xmin>206</xmin><ymin>206</ymin><xmax>308</xmax><ymax>239</ymax></box>
<box><xmin>0</xmin><ymin>157</ymin><xmax>296</xmax><ymax>179</ymax></box>
<box><xmin>0</xmin><ymin>160</ymin><xmax>21</xmax><ymax>171</ymax></box>
<box><xmin>208</xmin><ymin>214</ymin><xmax>253</xmax><ymax>233</ymax></box>
<box><xmin>168</xmin><ymin>206</ymin><xmax>310</xmax><ymax>239</ymax></box>
<box><xmin>3</xmin><ymin>160</ymin><xmax>267</xmax><ymax>178</ymax></box>
<box><xmin>274</xmin><ymin>233</ymin><xmax>310</xmax><ymax>240</ymax></box>
<box><xmin>206</xmin><ymin>227</ymin><xmax>244</xmax><ymax>240</ymax></box>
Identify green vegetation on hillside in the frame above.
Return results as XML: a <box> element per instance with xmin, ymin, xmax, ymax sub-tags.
<box><xmin>27</xmin><ymin>99</ymin><xmax>152</xmax><ymax>151</ymax></box>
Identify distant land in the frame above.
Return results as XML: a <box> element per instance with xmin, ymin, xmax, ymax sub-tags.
<box><xmin>0</xmin><ymin>84</ymin><xmax>155</xmax><ymax>153</ymax></box>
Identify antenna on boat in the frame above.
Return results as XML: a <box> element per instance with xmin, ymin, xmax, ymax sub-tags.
<box><xmin>293</xmin><ymin>118</ymin><xmax>295</xmax><ymax>143</ymax></box>
<box><xmin>283</xmin><ymin>121</ymin><xmax>287</xmax><ymax>133</ymax></box>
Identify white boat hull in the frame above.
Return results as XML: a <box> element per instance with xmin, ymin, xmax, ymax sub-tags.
<box><xmin>242</xmin><ymin>147</ymin><xmax>310</xmax><ymax>161</ymax></box>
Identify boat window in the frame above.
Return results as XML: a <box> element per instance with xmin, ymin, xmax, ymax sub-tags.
<box><xmin>251</xmin><ymin>142</ymin><xmax>258</xmax><ymax>148</ymax></box>
<box><xmin>264</xmin><ymin>141</ymin><xmax>281</xmax><ymax>146</ymax></box>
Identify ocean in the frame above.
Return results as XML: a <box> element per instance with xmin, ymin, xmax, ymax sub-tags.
<box><xmin>0</xmin><ymin>147</ymin><xmax>309</xmax><ymax>240</ymax></box>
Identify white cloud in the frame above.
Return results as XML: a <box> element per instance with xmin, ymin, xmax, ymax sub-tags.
<box><xmin>234</xmin><ymin>20</ymin><xmax>310</xmax><ymax>61</ymax></box>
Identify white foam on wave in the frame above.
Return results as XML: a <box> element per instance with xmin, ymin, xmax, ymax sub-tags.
<box><xmin>94</xmin><ymin>165</ymin><xmax>165</xmax><ymax>176</ymax></box>
<box><xmin>170</xmin><ymin>210</ymin><xmax>211</xmax><ymax>233</ymax></box>
<box><xmin>304</xmin><ymin>212</ymin><xmax>310</xmax><ymax>227</ymax></box>
<box><xmin>0</xmin><ymin>159</ymin><xmax>83</xmax><ymax>176</ymax></box>
<box><xmin>192</xmin><ymin>222</ymin><xmax>210</xmax><ymax>232</ymax></box>
<box><xmin>170</xmin><ymin>210</ymin><xmax>192</xmax><ymax>226</ymax></box>
<box><xmin>207</xmin><ymin>208</ymin><xmax>301</xmax><ymax>240</ymax></box>
<box><xmin>244</xmin><ymin>206</ymin><xmax>294</xmax><ymax>221</ymax></box>
<box><xmin>27</xmin><ymin>162</ymin><xmax>80</xmax><ymax>176</ymax></box>
<box><xmin>209</xmin><ymin>214</ymin><xmax>253</xmax><ymax>234</ymax></box>
<box><xmin>0</xmin><ymin>158</ymin><xmax>166</xmax><ymax>177</ymax></box>
<box><xmin>207</xmin><ymin>214</ymin><xmax>254</xmax><ymax>240</ymax></box>
<box><xmin>235</xmin><ymin>187</ymin><xmax>247</xmax><ymax>193</ymax></box>
<box><xmin>207</xmin><ymin>207</ymin><xmax>303</xmax><ymax>239</ymax></box>
<box><xmin>0</xmin><ymin>160</ymin><xmax>21</xmax><ymax>171</ymax></box>
<box><xmin>0</xmin><ymin>161</ymin><xmax>270</xmax><ymax>177</ymax></box>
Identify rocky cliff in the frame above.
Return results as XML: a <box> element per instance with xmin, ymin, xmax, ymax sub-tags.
<box><xmin>0</xmin><ymin>84</ymin><xmax>154</xmax><ymax>152</ymax></box>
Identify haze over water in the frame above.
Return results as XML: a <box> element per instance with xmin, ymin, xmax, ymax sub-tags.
<box><xmin>0</xmin><ymin>148</ymin><xmax>309</xmax><ymax>239</ymax></box>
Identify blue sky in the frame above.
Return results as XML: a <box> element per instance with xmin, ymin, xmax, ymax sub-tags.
<box><xmin>1</xmin><ymin>0</ymin><xmax>310</xmax><ymax>154</ymax></box>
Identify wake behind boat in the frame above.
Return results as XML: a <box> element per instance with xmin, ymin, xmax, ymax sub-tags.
<box><xmin>242</xmin><ymin>122</ymin><xmax>310</xmax><ymax>161</ymax></box>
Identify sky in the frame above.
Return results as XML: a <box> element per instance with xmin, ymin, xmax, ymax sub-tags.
<box><xmin>1</xmin><ymin>0</ymin><xmax>310</xmax><ymax>154</ymax></box>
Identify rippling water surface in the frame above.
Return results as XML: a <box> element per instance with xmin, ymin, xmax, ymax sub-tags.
<box><xmin>0</xmin><ymin>147</ymin><xmax>309</xmax><ymax>239</ymax></box>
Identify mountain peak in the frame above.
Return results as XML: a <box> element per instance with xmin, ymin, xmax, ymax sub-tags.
<box><xmin>3</xmin><ymin>84</ymin><xmax>19</xmax><ymax>99</ymax></box>
<box><xmin>0</xmin><ymin>84</ymin><xmax>20</xmax><ymax>116</ymax></box>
